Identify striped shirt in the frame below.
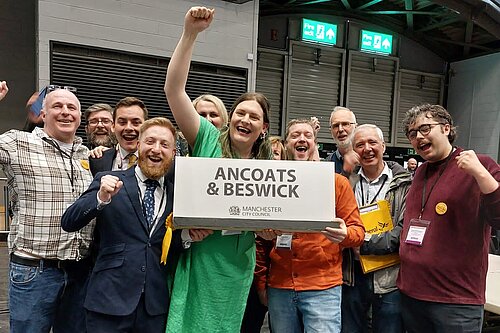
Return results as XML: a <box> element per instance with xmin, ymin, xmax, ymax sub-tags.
<box><xmin>0</xmin><ymin>127</ymin><xmax>94</xmax><ymax>260</ymax></box>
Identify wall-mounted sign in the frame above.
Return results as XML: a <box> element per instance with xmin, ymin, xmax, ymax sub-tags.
<box><xmin>360</xmin><ymin>30</ymin><xmax>393</xmax><ymax>55</ymax></box>
<box><xmin>302</xmin><ymin>18</ymin><xmax>337</xmax><ymax>46</ymax></box>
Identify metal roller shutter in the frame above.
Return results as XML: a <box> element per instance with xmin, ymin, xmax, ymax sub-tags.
<box><xmin>50</xmin><ymin>42</ymin><xmax>247</xmax><ymax>143</ymax></box>
<box><xmin>346</xmin><ymin>51</ymin><xmax>398</xmax><ymax>144</ymax></box>
<box><xmin>287</xmin><ymin>42</ymin><xmax>345</xmax><ymax>143</ymax></box>
<box><xmin>256</xmin><ymin>48</ymin><xmax>286</xmax><ymax>137</ymax></box>
<box><xmin>396</xmin><ymin>69</ymin><xmax>444</xmax><ymax>146</ymax></box>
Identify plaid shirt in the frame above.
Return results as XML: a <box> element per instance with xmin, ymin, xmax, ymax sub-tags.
<box><xmin>0</xmin><ymin>127</ymin><xmax>94</xmax><ymax>260</ymax></box>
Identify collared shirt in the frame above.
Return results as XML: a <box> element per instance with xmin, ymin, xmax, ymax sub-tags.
<box><xmin>0</xmin><ymin>127</ymin><xmax>94</xmax><ymax>260</ymax></box>
<box><xmin>112</xmin><ymin>144</ymin><xmax>138</xmax><ymax>171</ymax></box>
<box><xmin>135</xmin><ymin>168</ymin><xmax>166</xmax><ymax>236</ymax></box>
<box><xmin>355</xmin><ymin>162</ymin><xmax>393</xmax><ymax>207</ymax></box>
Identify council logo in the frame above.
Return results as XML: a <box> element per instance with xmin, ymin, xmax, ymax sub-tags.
<box><xmin>229</xmin><ymin>206</ymin><xmax>241</xmax><ymax>216</ymax></box>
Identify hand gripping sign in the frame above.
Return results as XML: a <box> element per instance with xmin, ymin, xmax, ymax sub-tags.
<box><xmin>173</xmin><ymin>157</ymin><xmax>337</xmax><ymax>232</ymax></box>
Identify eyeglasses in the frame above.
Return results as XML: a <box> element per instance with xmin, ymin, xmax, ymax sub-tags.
<box><xmin>330</xmin><ymin>122</ymin><xmax>356</xmax><ymax>130</ymax></box>
<box><xmin>88</xmin><ymin>118</ymin><xmax>113</xmax><ymax>126</ymax></box>
<box><xmin>406</xmin><ymin>123</ymin><xmax>446</xmax><ymax>140</ymax></box>
<box><xmin>46</xmin><ymin>85</ymin><xmax>78</xmax><ymax>95</ymax></box>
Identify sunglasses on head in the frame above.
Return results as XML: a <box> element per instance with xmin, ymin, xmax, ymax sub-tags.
<box><xmin>46</xmin><ymin>85</ymin><xmax>78</xmax><ymax>96</ymax></box>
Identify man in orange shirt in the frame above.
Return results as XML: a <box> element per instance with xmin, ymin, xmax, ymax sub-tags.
<box><xmin>255</xmin><ymin>118</ymin><xmax>364</xmax><ymax>333</ymax></box>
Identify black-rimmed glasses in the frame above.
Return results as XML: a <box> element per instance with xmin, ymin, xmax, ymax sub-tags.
<box><xmin>406</xmin><ymin>123</ymin><xmax>446</xmax><ymax>140</ymax></box>
<box><xmin>47</xmin><ymin>85</ymin><xmax>78</xmax><ymax>95</ymax></box>
<box><xmin>88</xmin><ymin>118</ymin><xmax>113</xmax><ymax>126</ymax></box>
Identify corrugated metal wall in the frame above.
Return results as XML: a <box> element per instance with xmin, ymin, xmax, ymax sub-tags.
<box><xmin>256</xmin><ymin>48</ymin><xmax>286</xmax><ymax>136</ymax></box>
<box><xmin>346</xmin><ymin>51</ymin><xmax>398</xmax><ymax>144</ymax></box>
<box><xmin>286</xmin><ymin>42</ymin><xmax>345</xmax><ymax>143</ymax></box>
<box><xmin>396</xmin><ymin>69</ymin><xmax>444</xmax><ymax>146</ymax></box>
<box><xmin>50</xmin><ymin>42</ymin><xmax>247</xmax><ymax>143</ymax></box>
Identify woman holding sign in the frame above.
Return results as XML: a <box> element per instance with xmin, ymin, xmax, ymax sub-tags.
<box><xmin>164</xmin><ymin>6</ymin><xmax>273</xmax><ymax>333</ymax></box>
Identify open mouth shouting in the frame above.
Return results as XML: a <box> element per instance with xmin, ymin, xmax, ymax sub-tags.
<box><xmin>236</xmin><ymin>126</ymin><xmax>251</xmax><ymax>135</ymax></box>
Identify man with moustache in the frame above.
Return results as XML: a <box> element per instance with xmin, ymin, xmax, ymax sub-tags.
<box><xmin>84</xmin><ymin>103</ymin><xmax>115</xmax><ymax>148</ymax></box>
<box><xmin>89</xmin><ymin>97</ymin><xmax>147</xmax><ymax>175</ymax></box>
<box><xmin>0</xmin><ymin>85</ymin><xmax>94</xmax><ymax>332</ymax></box>
<box><xmin>255</xmin><ymin>119</ymin><xmax>364</xmax><ymax>333</ymax></box>
<box><xmin>62</xmin><ymin>117</ymin><xmax>208</xmax><ymax>332</ymax></box>
<box><xmin>326</xmin><ymin>106</ymin><xmax>359</xmax><ymax>175</ymax></box>
<box><xmin>398</xmin><ymin>104</ymin><xmax>499</xmax><ymax>332</ymax></box>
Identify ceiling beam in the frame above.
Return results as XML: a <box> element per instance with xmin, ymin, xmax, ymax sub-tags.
<box><xmin>430</xmin><ymin>0</ymin><xmax>500</xmax><ymax>39</ymax></box>
<box><xmin>296</xmin><ymin>0</ymin><xmax>332</xmax><ymax>5</ymax></box>
<box><xmin>405</xmin><ymin>0</ymin><xmax>414</xmax><ymax>30</ymax></box>
<box><xmin>341</xmin><ymin>0</ymin><xmax>351</xmax><ymax>10</ymax></box>
<box><xmin>463</xmin><ymin>20</ymin><xmax>474</xmax><ymax>56</ymax></box>
<box><xmin>417</xmin><ymin>17</ymin><xmax>461</xmax><ymax>31</ymax></box>
<box><xmin>360</xmin><ymin>10</ymin><xmax>443</xmax><ymax>15</ymax></box>
<box><xmin>356</xmin><ymin>0</ymin><xmax>384</xmax><ymax>10</ymax></box>
<box><xmin>427</xmin><ymin>36</ymin><xmax>491</xmax><ymax>50</ymax></box>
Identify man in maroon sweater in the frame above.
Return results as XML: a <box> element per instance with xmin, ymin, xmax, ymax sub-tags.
<box><xmin>397</xmin><ymin>104</ymin><xmax>500</xmax><ymax>332</ymax></box>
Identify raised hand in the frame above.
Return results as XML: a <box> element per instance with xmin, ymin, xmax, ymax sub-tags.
<box><xmin>98</xmin><ymin>175</ymin><xmax>123</xmax><ymax>203</ymax></box>
<box><xmin>184</xmin><ymin>6</ymin><xmax>215</xmax><ymax>36</ymax></box>
<box><xmin>0</xmin><ymin>81</ymin><xmax>8</xmax><ymax>101</ymax></box>
<box><xmin>456</xmin><ymin>150</ymin><xmax>499</xmax><ymax>194</ymax></box>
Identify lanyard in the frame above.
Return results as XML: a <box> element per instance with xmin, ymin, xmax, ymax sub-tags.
<box><xmin>42</xmin><ymin>137</ymin><xmax>76</xmax><ymax>194</ymax></box>
<box><xmin>419</xmin><ymin>148</ymin><xmax>454</xmax><ymax>218</ymax></box>
<box><xmin>360</xmin><ymin>175</ymin><xmax>387</xmax><ymax>206</ymax></box>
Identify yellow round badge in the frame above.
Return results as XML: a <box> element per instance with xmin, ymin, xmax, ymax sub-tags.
<box><xmin>80</xmin><ymin>160</ymin><xmax>89</xmax><ymax>170</ymax></box>
<box><xmin>435</xmin><ymin>202</ymin><xmax>447</xmax><ymax>215</ymax></box>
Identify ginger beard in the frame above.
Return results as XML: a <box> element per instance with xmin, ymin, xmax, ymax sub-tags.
<box><xmin>137</xmin><ymin>151</ymin><xmax>172</xmax><ymax>180</ymax></box>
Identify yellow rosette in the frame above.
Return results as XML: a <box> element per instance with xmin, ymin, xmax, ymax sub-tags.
<box><xmin>161</xmin><ymin>213</ymin><xmax>175</xmax><ymax>265</ymax></box>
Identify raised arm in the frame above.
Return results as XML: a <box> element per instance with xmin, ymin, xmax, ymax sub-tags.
<box><xmin>0</xmin><ymin>81</ymin><xmax>8</xmax><ymax>101</ymax></box>
<box><xmin>164</xmin><ymin>7</ymin><xmax>214</xmax><ymax>146</ymax></box>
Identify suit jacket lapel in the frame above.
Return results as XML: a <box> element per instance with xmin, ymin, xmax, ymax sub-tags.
<box><xmin>151</xmin><ymin>177</ymin><xmax>174</xmax><ymax>235</ymax></box>
<box><xmin>122</xmin><ymin>167</ymin><xmax>149</xmax><ymax>232</ymax></box>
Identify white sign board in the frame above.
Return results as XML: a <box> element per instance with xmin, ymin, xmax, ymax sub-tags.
<box><xmin>173</xmin><ymin>157</ymin><xmax>337</xmax><ymax>231</ymax></box>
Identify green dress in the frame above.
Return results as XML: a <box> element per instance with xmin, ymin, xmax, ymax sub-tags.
<box><xmin>166</xmin><ymin>117</ymin><xmax>256</xmax><ymax>332</ymax></box>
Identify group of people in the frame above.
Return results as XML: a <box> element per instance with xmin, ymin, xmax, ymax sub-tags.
<box><xmin>0</xmin><ymin>5</ymin><xmax>499</xmax><ymax>333</ymax></box>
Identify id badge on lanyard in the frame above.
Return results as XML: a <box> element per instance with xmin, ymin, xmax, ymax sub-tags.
<box><xmin>276</xmin><ymin>234</ymin><xmax>293</xmax><ymax>249</ymax></box>
<box><xmin>404</xmin><ymin>219</ymin><xmax>431</xmax><ymax>246</ymax></box>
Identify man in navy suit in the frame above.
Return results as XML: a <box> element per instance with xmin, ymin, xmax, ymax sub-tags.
<box><xmin>62</xmin><ymin>117</ymin><xmax>209</xmax><ymax>332</ymax></box>
<box><xmin>89</xmin><ymin>96</ymin><xmax>148</xmax><ymax>175</ymax></box>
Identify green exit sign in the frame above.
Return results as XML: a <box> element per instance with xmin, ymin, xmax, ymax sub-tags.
<box><xmin>360</xmin><ymin>30</ymin><xmax>393</xmax><ymax>55</ymax></box>
<box><xmin>302</xmin><ymin>18</ymin><xmax>337</xmax><ymax>46</ymax></box>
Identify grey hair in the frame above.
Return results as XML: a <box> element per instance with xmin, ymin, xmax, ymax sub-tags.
<box><xmin>329</xmin><ymin>106</ymin><xmax>357</xmax><ymax>124</ymax></box>
<box><xmin>352</xmin><ymin>124</ymin><xmax>384</xmax><ymax>145</ymax></box>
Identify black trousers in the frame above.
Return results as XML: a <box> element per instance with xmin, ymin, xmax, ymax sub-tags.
<box><xmin>86</xmin><ymin>294</ymin><xmax>167</xmax><ymax>333</ymax></box>
<box><xmin>401</xmin><ymin>292</ymin><xmax>483</xmax><ymax>333</ymax></box>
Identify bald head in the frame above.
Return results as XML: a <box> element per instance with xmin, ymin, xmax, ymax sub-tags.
<box><xmin>407</xmin><ymin>158</ymin><xmax>418</xmax><ymax>171</ymax></box>
<box><xmin>41</xmin><ymin>89</ymin><xmax>82</xmax><ymax>143</ymax></box>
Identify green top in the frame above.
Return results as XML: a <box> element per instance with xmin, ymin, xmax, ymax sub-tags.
<box><xmin>166</xmin><ymin>117</ymin><xmax>256</xmax><ymax>333</ymax></box>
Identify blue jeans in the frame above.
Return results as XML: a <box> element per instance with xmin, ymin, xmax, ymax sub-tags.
<box><xmin>268</xmin><ymin>286</ymin><xmax>342</xmax><ymax>333</ymax></box>
<box><xmin>9</xmin><ymin>260</ymin><xmax>90</xmax><ymax>333</ymax></box>
<box><xmin>342</xmin><ymin>261</ymin><xmax>403</xmax><ymax>333</ymax></box>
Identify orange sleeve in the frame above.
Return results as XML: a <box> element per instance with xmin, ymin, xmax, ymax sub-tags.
<box><xmin>335</xmin><ymin>174</ymin><xmax>365</xmax><ymax>248</ymax></box>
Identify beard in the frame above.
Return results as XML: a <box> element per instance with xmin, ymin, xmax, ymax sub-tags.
<box><xmin>138</xmin><ymin>154</ymin><xmax>172</xmax><ymax>180</ymax></box>
<box><xmin>89</xmin><ymin>131</ymin><xmax>116</xmax><ymax>148</ymax></box>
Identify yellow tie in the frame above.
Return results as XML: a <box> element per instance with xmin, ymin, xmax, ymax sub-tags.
<box><xmin>127</xmin><ymin>154</ymin><xmax>137</xmax><ymax>169</ymax></box>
